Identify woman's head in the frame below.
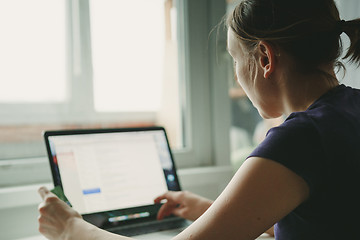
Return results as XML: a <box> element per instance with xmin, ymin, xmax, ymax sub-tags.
<box><xmin>227</xmin><ymin>0</ymin><xmax>360</xmax><ymax>74</ymax></box>
<box><xmin>226</xmin><ymin>0</ymin><xmax>360</xmax><ymax>118</ymax></box>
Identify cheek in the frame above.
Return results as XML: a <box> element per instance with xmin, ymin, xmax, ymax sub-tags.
<box><xmin>235</xmin><ymin>71</ymin><xmax>257</xmax><ymax>110</ymax></box>
<box><xmin>235</xmin><ymin>64</ymin><xmax>248</xmax><ymax>87</ymax></box>
<box><xmin>235</xmin><ymin>61</ymin><xmax>265</xmax><ymax>113</ymax></box>
<box><xmin>235</xmin><ymin>61</ymin><xmax>254</xmax><ymax>96</ymax></box>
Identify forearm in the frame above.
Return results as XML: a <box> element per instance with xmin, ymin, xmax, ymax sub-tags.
<box><xmin>187</xmin><ymin>196</ymin><xmax>213</xmax><ymax>221</ymax></box>
<box><xmin>65</xmin><ymin>218</ymin><xmax>133</xmax><ymax>240</ymax></box>
<box><xmin>198</xmin><ymin>198</ymin><xmax>213</xmax><ymax>218</ymax></box>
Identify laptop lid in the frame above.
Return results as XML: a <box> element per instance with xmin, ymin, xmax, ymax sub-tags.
<box><xmin>43</xmin><ymin>126</ymin><xmax>182</xmax><ymax>230</ymax></box>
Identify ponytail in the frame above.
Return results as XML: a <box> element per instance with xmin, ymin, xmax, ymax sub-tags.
<box><xmin>342</xmin><ymin>19</ymin><xmax>360</xmax><ymax>67</ymax></box>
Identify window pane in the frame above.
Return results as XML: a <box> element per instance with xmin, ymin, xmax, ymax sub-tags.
<box><xmin>90</xmin><ymin>0</ymin><xmax>182</xmax><ymax>148</ymax></box>
<box><xmin>0</xmin><ymin>0</ymin><xmax>66</xmax><ymax>102</ymax></box>
<box><xmin>335</xmin><ymin>0</ymin><xmax>360</xmax><ymax>89</ymax></box>
<box><xmin>90</xmin><ymin>0</ymin><xmax>168</xmax><ymax>112</ymax></box>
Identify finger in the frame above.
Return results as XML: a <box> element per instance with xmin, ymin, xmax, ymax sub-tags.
<box><xmin>154</xmin><ymin>191</ymin><xmax>172</xmax><ymax>203</ymax></box>
<box><xmin>172</xmin><ymin>206</ymin><xmax>187</xmax><ymax>218</ymax></box>
<box><xmin>38</xmin><ymin>201</ymin><xmax>58</xmax><ymax>224</ymax></box>
<box><xmin>38</xmin><ymin>186</ymin><xmax>51</xmax><ymax>200</ymax></box>
<box><xmin>157</xmin><ymin>201</ymin><xmax>178</xmax><ymax>220</ymax></box>
<box><xmin>154</xmin><ymin>191</ymin><xmax>181</xmax><ymax>204</ymax></box>
<box><xmin>38</xmin><ymin>212</ymin><xmax>57</xmax><ymax>226</ymax></box>
<box><xmin>157</xmin><ymin>203</ymin><xmax>169</xmax><ymax>220</ymax></box>
<box><xmin>154</xmin><ymin>196</ymin><xmax>165</xmax><ymax>204</ymax></box>
<box><xmin>38</xmin><ymin>201</ymin><xmax>46</xmax><ymax>211</ymax></box>
<box><xmin>39</xmin><ymin>188</ymin><xmax>59</xmax><ymax>204</ymax></box>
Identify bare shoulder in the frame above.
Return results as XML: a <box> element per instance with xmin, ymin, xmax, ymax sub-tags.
<box><xmin>173</xmin><ymin>157</ymin><xmax>309</xmax><ymax>240</ymax></box>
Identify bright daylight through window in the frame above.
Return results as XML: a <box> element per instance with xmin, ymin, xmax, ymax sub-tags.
<box><xmin>0</xmin><ymin>0</ymin><xmax>66</xmax><ymax>102</ymax></box>
<box><xmin>0</xmin><ymin>0</ymin><xmax>183</xmax><ymax>161</ymax></box>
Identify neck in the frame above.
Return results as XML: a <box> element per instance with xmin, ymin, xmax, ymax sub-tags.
<box><xmin>280</xmin><ymin>66</ymin><xmax>339</xmax><ymax>116</ymax></box>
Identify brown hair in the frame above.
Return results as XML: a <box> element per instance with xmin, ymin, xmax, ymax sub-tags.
<box><xmin>227</xmin><ymin>0</ymin><xmax>360</xmax><ymax>73</ymax></box>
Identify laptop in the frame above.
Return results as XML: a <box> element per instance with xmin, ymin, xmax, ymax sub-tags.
<box><xmin>43</xmin><ymin>126</ymin><xmax>191</xmax><ymax>237</ymax></box>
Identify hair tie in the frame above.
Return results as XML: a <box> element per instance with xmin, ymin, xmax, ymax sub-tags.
<box><xmin>337</xmin><ymin>19</ymin><xmax>346</xmax><ymax>35</ymax></box>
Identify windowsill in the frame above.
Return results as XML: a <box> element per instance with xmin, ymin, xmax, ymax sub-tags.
<box><xmin>0</xmin><ymin>183</ymin><xmax>53</xmax><ymax>210</ymax></box>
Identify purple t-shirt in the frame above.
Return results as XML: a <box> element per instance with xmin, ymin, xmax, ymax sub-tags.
<box><xmin>249</xmin><ymin>84</ymin><xmax>360</xmax><ymax>239</ymax></box>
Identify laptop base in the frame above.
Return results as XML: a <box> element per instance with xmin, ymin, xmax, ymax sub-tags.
<box><xmin>109</xmin><ymin>217</ymin><xmax>191</xmax><ymax>237</ymax></box>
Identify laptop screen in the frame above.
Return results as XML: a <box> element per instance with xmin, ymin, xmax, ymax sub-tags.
<box><xmin>44</xmin><ymin>127</ymin><xmax>181</xmax><ymax>219</ymax></box>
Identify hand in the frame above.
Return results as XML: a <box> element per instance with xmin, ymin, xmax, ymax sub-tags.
<box><xmin>38</xmin><ymin>187</ymin><xmax>82</xmax><ymax>240</ymax></box>
<box><xmin>154</xmin><ymin>191</ymin><xmax>213</xmax><ymax>221</ymax></box>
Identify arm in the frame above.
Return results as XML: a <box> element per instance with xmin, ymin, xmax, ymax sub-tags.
<box><xmin>38</xmin><ymin>187</ymin><xmax>133</xmax><ymax>240</ymax></box>
<box><xmin>172</xmin><ymin>157</ymin><xmax>309</xmax><ymax>240</ymax></box>
<box><xmin>155</xmin><ymin>190</ymin><xmax>273</xmax><ymax>237</ymax></box>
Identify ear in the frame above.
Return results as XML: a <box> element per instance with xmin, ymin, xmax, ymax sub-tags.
<box><xmin>258</xmin><ymin>41</ymin><xmax>276</xmax><ymax>79</ymax></box>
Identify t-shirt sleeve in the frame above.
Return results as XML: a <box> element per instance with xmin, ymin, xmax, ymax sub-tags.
<box><xmin>248</xmin><ymin>113</ymin><xmax>328</xmax><ymax>196</ymax></box>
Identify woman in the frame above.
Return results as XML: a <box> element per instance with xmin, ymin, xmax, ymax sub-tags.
<box><xmin>38</xmin><ymin>0</ymin><xmax>360</xmax><ymax>239</ymax></box>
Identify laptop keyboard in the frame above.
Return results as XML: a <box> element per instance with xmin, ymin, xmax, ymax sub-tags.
<box><xmin>108</xmin><ymin>217</ymin><xmax>191</xmax><ymax>237</ymax></box>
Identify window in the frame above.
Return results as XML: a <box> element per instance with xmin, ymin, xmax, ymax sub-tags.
<box><xmin>0</xmin><ymin>0</ymin><xmax>231</xmax><ymax>187</ymax></box>
<box><xmin>0</xmin><ymin>0</ymin><xmax>182</xmax><ymax>160</ymax></box>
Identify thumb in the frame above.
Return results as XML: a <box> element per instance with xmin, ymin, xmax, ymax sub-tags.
<box><xmin>38</xmin><ymin>186</ymin><xmax>51</xmax><ymax>200</ymax></box>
